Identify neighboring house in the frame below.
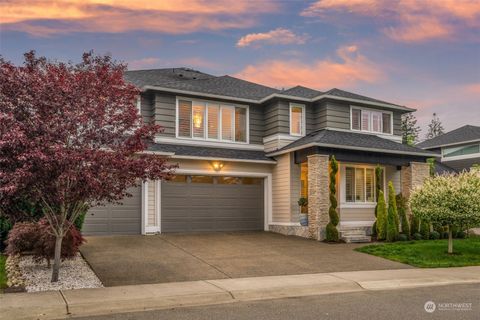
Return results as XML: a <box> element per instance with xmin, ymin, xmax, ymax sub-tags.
<box><xmin>417</xmin><ymin>125</ymin><xmax>480</xmax><ymax>172</ymax></box>
<box><xmin>83</xmin><ymin>68</ymin><xmax>434</xmax><ymax>241</ymax></box>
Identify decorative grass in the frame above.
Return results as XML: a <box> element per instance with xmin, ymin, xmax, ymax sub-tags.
<box><xmin>356</xmin><ymin>237</ymin><xmax>480</xmax><ymax>268</ymax></box>
<box><xmin>0</xmin><ymin>255</ymin><xmax>7</xmax><ymax>291</ymax></box>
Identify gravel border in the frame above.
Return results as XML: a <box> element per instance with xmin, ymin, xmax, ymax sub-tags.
<box><xmin>18</xmin><ymin>253</ymin><xmax>103</xmax><ymax>292</ymax></box>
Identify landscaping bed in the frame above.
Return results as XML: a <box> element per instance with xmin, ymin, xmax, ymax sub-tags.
<box><xmin>356</xmin><ymin>237</ymin><xmax>480</xmax><ymax>268</ymax></box>
<box><xmin>4</xmin><ymin>253</ymin><xmax>103</xmax><ymax>293</ymax></box>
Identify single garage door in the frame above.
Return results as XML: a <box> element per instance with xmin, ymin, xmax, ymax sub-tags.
<box><xmin>83</xmin><ymin>186</ymin><xmax>142</xmax><ymax>235</ymax></box>
<box><xmin>161</xmin><ymin>175</ymin><xmax>264</xmax><ymax>233</ymax></box>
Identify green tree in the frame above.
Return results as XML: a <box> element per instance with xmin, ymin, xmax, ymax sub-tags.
<box><xmin>376</xmin><ymin>190</ymin><xmax>387</xmax><ymax>240</ymax></box>
<box><xmin>410</xmin><ymin>169</ymin><xmax>480</xmax><ymax>253</ymax></box>
<box><xmin>396</xmin><ymin>194</ymin><xmax>410</xmax><ymax>237</ymax></box>
<box><xmin>326</xmin><ymin>156</ymin><xmax>339</xmax><ymax>242</ymax></box>
<box><xmin>425</xmin><ymin>113</ymin><xmax>445</xmax><ymax>140</ymax></box>
<box><xmin>386</xmin><ymin>182</ymin><xmax>399</xmax><ymax>242</ymax></box>
<box><xmin>401</xmin><ymin>113</ymin><xmax>421</xmax><ymax>145</ymax></box>
<box><xmin>426</xmin><ymin>158</ymin><xmax>436</xmax><ymax>177</ymax></box>
<box><xmin>372</xmin><ymin>165</ymin><xmax>383</xmax><ymax>237</ymax></box>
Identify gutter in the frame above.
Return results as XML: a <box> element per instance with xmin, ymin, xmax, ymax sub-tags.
<box><xmin>266</xmin><ymin>142</ymin><xmax>438</xmax><ymax>158</ymax></box>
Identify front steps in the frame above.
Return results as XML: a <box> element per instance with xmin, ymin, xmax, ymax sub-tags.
<box><xmin>340</xmin><ymin>227</ymin><xmax>371</xmax><ymax>243</ymax></box>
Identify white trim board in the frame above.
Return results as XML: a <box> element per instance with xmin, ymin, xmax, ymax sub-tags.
<box><xmin>154</xmin><ymin>136</ymin><xmax>264</xmax><ymax>151</ymax></box>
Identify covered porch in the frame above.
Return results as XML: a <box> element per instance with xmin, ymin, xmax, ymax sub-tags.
<box><xmin>267</xmin><ymin>129</ymin><xmax>433</xmax><ymax>241</ymax></box>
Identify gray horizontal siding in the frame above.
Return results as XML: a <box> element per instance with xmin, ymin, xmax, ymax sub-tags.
<box><xmin>249</xmin><ymin>104</ymin><xmax>264</xmax><ymax>144</ymax></box>
<box><xmin>264</xmin><ymin>100</ymin><xmax>289</xmax><ymax>136</ymax></box>
<box><xmin>154</xmin><ymin>93</ymin><xmax>176</xmax><ymax>137</ymax></box>
<box><xmin>140</xmin><ymin>93</ymin><xmax>154</xmax><ymax>124</ymax></box>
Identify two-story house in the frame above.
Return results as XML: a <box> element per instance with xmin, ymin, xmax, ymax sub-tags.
<box><xmin>417</xmin><ymin>125</ymin><xmax>480</xmax><ymax>172</ymax></box>
<box><xmin>83</xmin><ymin>68</ymin><xmax>434</xmax><ymax>241</ymax></box>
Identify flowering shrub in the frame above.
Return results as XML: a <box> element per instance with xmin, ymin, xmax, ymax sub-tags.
<box><xmin>410</xmin><ymin>169</ymin><xmax>480</xmax><ymax>253</ymax></box>
<box><xmin>6</xmin><ymin>219</ymin><xmax>85</xmax><ymax>266</ymax></box>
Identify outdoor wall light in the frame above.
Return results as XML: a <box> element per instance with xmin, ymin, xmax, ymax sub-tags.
<box><xmin>211</xmin><ymin>161</ymin><xmax>224</xmax><ymax>172</ymax></box>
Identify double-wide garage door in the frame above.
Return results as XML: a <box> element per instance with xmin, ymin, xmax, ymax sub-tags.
<box><xmin>82</xmin><ymin>175</ymin><xmax>265</xmax><ymax>235</ymax></box>
<box><xmin>83</xmin><ymin>186</ymin><xmax>142</xmax><ymax>236</ymax></box>
<box><xmin>161</xmin><ymin>175</ymin><xmax>265</xmax><ymax>233</ymax></box>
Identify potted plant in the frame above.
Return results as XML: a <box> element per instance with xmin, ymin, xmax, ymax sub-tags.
<box><xmin>298</xmin><ymin>197</ymin><xmax>308</xmax><ymax>226</ymax></box>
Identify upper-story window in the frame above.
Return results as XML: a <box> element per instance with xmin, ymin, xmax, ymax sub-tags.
<box><xmin>290</xmin><ymin>103</ymin><xmax>306</xmax><ymax>136</ymax></box>
<box><xmin>177</xmin><ymin>98</ymin><xmax>248</xmax><ymax>143</ymax></box>
<box><xmin>351</xmin><ymin>107</ymin><xmax>392</xmax><ymax>134</ymax></box>
<box><xmin>443</xmin><ymin>143</ymin><xmax>480</xmax><ymax>158</ymax></box>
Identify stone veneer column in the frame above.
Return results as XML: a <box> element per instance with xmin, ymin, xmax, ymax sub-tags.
<box><xmin>401</xmin><ymin>162</ymin><xmax>430</xmax><ymax>214</ymax></box>
<box><xmin>307</xmin><ymin>154</ymin><xmax>330</xmax><ymax>240</ymax></box>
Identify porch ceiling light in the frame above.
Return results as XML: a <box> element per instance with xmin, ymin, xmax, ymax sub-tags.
<box><xmin>211</xmin><ymin>161</ymin><xmax>224</xmax><ymax>172</ymax></box>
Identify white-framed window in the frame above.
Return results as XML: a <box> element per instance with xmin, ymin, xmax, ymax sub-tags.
<box><xmin>177</xmin><ymin>97</ymin><xmax>248</xmax><ymax>143</ymax></box>
<box><xmin>443</xmin><ymin>143</ymin><xmax>480</xmax><ymax>158</ymax></box>
<box><xmin>351</xmin><ymin>106</ymin><xmax>392</xmax><ymax>134</ymax></box>
<box><xmin>290</xmin><ymin>103</ymin><xmax>305</xmax><ymax>136</ymax></box>
<box><xmin>343</xmin><ymin>164</ymin><xmax>384</xmax><ymax>205</ymax></box>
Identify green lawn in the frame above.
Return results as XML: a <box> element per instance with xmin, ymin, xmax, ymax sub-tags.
<box><xmin>356</xmin><ymin>237</ymin><xmax>480</xmax><ymax>268</ymax></box>
<box><xmin>0</xmin><ymin>255</ymin><xmax>6</xmax><ymax>292</ymax></box>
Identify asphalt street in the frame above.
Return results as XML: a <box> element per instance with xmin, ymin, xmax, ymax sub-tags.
<box><xmin>75</xmin><ymin>283</ymin><xmax>479</xmax><ymax>320</ymax></box>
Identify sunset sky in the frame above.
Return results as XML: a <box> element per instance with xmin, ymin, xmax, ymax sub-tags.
<box><xmin>1</xmin><ymin>0</ymin><xmax>479</xmax><ymax>135</ymax></box>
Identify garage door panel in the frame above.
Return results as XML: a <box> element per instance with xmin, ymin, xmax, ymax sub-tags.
<box><xmin>161</xmin><ymin>176</ymin><xmax>264</xmax><ymax>233</ymax></box>
<box><xmin>83</xmin><ymin>186</ymin><xmax>142</xmax><ymax>236</ymax></box>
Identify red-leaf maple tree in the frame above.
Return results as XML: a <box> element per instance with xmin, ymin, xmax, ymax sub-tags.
<box><xmin>0</xmin><ymin>51</ymin><xmax>175</xmax><ymax>282</ymax></box>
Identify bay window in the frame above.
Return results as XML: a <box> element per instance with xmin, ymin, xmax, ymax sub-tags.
<box><xmin>345</xmin><ymin>166</ymin><xmax>380</xmax><ymax>203</ymax></box>
<box><xmin>177</xmin><ymin>98</ymin><xmax>248</xmax><ymax>143</ymax></box>
<box><xmin>351</xmin><ymin>107</ymin><xmax>392</xmax><ymax>134</ymax></box>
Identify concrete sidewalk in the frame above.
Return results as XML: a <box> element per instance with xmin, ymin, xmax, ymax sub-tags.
<box><xmin>2</xmin><ymin>266</ymin><xmax>480</xmax><ymax>320</ymax></box>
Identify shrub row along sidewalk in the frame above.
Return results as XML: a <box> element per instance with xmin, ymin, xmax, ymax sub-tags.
<box><xmin>2</xmin><ymin>266</ymin><xmax>480</xmax><ymax>320</ymax></box>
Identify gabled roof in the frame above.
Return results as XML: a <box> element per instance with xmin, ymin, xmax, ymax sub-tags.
<box><xmin>416</xmin><ymin>125</ymin><xmax>480</xmax><ymax>149</ymax></box>
<box><xmin>125</xmin><ymin>67</ymin><xmax>413</xmax><ymax>110</ymax></box>
<box><xmin>324</xmin><ymin>88</ymin><xmax>403</xmax><ymax>107</ymax></box>
<box><xmin>148</xmin><ymin>143</ymin><xmax>275</xmax><ymax>163</ymax></box>
<box><xmin>281</xmin><ymin>86</ymin><xmax>323</xmax><ymax>99</ymax></box>
<box><xmin>267</xmin><ymin>129</ymin><xmax>438</xmax><ymax>157</ymax></box>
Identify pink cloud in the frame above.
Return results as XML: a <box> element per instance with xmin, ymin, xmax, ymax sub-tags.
<box><xmin>0</xmin><ymin>0</ymin><xmax>279</xmax><ymax>36</ymax></box>
<box><xmin>237</xmin><ymin>28</ymin><xmax>308</xmax><ymax>47</ymax></box>
<box><xmin>463</xmin><ymin>83</ymin><xmax>480</xmax><ymax>94</ymax></box>
<box><xmin>235</xmin><ymin>45</ymin><xmax>384</xmax><ymax>90</ymax></box>
<box><xmin>301</xmin><ymin>0</ymin><xmax>480</xmax><ymax>42</ymax></box>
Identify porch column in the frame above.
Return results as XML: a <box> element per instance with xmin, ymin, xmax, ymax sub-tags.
<box><xmin>401</xmin><ymin>162</ymin><xmax>430</xmax><ymax>214</ymax></box>
<box><xmin>307</xmin><ymin>154</ymin><xmax>330</xmax><ymax>240</ymax></box>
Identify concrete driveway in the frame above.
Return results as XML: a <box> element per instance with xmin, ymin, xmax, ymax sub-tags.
<box><xmin>80</xmin><ymin>232</ymin><xmax>411</xmax><ymax>287</ymax></box>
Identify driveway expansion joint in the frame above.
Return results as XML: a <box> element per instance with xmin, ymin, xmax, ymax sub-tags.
<box><xmin>159</xmin><ymin>237</ymin><xmax>233</xmax><ymax>279</ymax></box>
<box><xmin>204</xmin><ymin>280</ymin><xmax>236</xmax><ymax>300</ymax></box>
<box><xmin>59</xmin><ymin>290</ymin><xmax>70</xmax><ymax>315</ymax></box>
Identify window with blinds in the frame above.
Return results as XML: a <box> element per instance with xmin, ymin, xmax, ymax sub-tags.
<box><xmin>352</xmin><ymin>107</ymin><xmax>392</xmax><ymax>135</ymax></box>
<box><xmin>178</xmin><ymin>100</ymin><xmax>192</xmax><ymax>137</ymax></box>
<box><xmin>345</xmin><ymin>166</ymin><xmax>378</xmax><ymax>203</ymax></box>
<box><xmin>177</xmin><ymin>99</ymin><xmax>247</xmax><ymax>143</ymax></box>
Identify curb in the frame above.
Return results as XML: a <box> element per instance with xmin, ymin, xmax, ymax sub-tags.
<box><xmin>2</xmin><ymin>266</ymin><xmax>480</xmax><ymax>320</ymax></box>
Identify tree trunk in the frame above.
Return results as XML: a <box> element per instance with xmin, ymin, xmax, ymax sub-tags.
<box><xmin>448</xmin><ymin>226</ymin><xmax>453</xmax><ymax>254</ymax></box>
<box><xmin>51</xmin><ymin>235</ymin><xmax>63</xmax><ymax>282</ymax></box>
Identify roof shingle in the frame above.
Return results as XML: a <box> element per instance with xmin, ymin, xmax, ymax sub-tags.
<box><xmin>148</xmin><ymin>143</ymin><xmax>275</xmax><ymax>162</ymax></box>
<box><xmin>416</xmin><ymin>125</ymin><xmax>480</xmax><ymax>149</ymax></box>
<box><xmin>268</xmin><ymin>129</ymin><xmax>438</xmax><ymax>157</ymax></box>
